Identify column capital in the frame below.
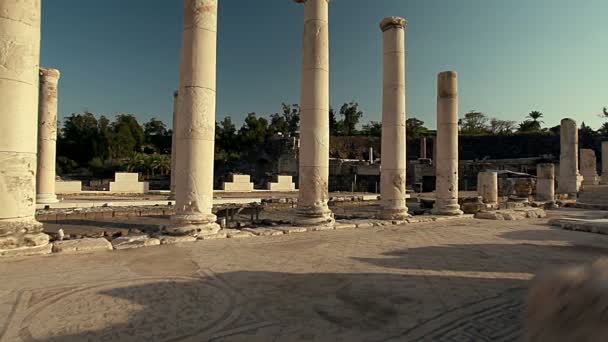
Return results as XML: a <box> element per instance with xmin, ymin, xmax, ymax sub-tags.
<box><xmin>39</xmin><ymin>68</ymin><xmax>61</xmax><ymax>80</ymax></box>
<box><xmin>380</xmin><ymin>16</ymin><xmax>406</xmax><ymax>32</ymax></box>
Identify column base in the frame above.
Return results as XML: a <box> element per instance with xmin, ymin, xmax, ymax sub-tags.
<box><xmin>168</xmin><ymin>213</ymin><xmax>220</xmax><ymax>237</ymax></box>
<box><xmin>293</xmin><ymin>206</ymin><xmax>335</xmax><ymax>227</ymax></box>
<box><xmin>0</xmin><ymin>216</ymin><xmax>48</xmax><ymax>250</ymax></box>
<box><xmin>379</xmin><ymin>208</ymin><xmax>410</xmax><ymax>220</ymax></box>
<box><xmin>431</xmin><ymin>205</ymin><xmax>464</xmax><ymax>216</ymax></box>
<box><xmin>36</xmin><ymin>193</ymin><xmax>59</xmax><ymax>204</ymax></box>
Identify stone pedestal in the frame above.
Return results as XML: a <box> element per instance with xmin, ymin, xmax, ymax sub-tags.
<box><xmin>477</xmin><ymin>172</ymin><xmax>498</xmax><ymax>206</ymax></box>
<box><xmin>294</xmin><ymin>0</ymin><xmax>334</xmax><ymax>227</ymax></box>
<box><xmin>36</xmin><ymin>68</ymin><xmax>61</xmax><ymax>204</ymax></box>
<box><xmin>580</xmin><ymin>148</ymin><xmax>599</xmax><ymax>187</ymax></box>
<box><xmin>536</xmin><ymin>163</ymin><xmax>555</xmax><ymax>202</ymax></box>
<box><xmin>0</xmin><ymin>0</ymin><xmax>49</xmax><ymax>252</ymax></box>
<box><xmin>601</xmin><ymin>141</ymin><xmax>608</xmax><ymax>185</ymax></box>
<box><xmin>169</xmin><ymin>0</ymin><xmax>220</xmax><ymax>237</ymax></box>
<box><xmin>379</xmin><ymin>16</ymin><xmax>409</xmax><ymax>220</ymax></box>
<box><xmin>432</xmin><ymin>72</ymin><xmax>463</xmax><ymax>216</ymax></box>
<box><xmin>169</xmin><ymin>90</ymin><xmax>178</xmax><ymax>199</ymax></box>
<box><xmin>557</xmin><ymin>118</ymin><xmax>580</xmax><ymax>196</ymax></box>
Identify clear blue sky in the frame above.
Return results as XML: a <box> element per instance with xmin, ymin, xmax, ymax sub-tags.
<box><xmin>41</xmin><ymin>0</ymin><xmax>607</xmax><ymax>130</ymax></box>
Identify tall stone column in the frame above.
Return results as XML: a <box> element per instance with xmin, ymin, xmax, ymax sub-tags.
<box><xmin>477</xmin><ymin>171</ymin><xmax>498</xmax><ymax>206</ymax></box>
<box><xmin>601</xmin><ymin>142</ymin><xmax>608</xmax><ymax>185</ymax></box>
<box><xmin>420</xmin><ymin>136</ymin><xmax>427</xmax><ymax>159</ymax></box>
<box><xmin>0</xmin><ymin>0</ymin><xmax>49</xmax><ymax>251</ymax></box>
<box><xmin>169</xmin><ymin>90</ymin><xmax>178</xmax><ymax>199</ymax></box>
<box><xmin>536</xmin><ymin>163</ymin><xmax>555</xmax><ymax>202</ymax></box>
<box><xmin>294</xmin><ymin>0</ymin><xmax>334</xmax><ymax>226</ymax></box>
<box><xmin>432</xmin><ymin>71</ymin><xmax>463</xmax><ymax>216</ymax></box>
<box><xmin>379</xmin><ymin>16</ymin><xmax>408</xmax><ymax>220</ymax></box>
<box><xmin>168</xmin><ymin>0</ymin><xmax>220</xmax><ymax>236</ymax></box>
<box><xmin>36</xmin><ymin>68</ymin><xmax>61</xmax><ymax>204</ymax></box>
<box><xmin>557</xmin><ymin>118</ymin><xmax>580</xmax><ymax>196</ymax></box>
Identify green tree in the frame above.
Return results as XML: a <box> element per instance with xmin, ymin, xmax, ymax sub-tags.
<box><xmin>329</xmin><ymin>107</ymin><xmax>341</xmax><ymax>136</ymax></box>
<box><xmin>489</xmin><ymin>118</ymin><xmax>516</xmax><ymax>134</ymax></box>
<box><xmin>339</xmin><ymin>101</ymin><xmax>363</xmax><ymax>136</ymax></box>
<box><xmin>59</xmin><ymin>112</ymin><xmax>101</xmax><ymax>164</ymax></box>
<box><xmin>406</xmin><ymin>118</ymin><xmax>429</xmax><ymax>139</ymax></box>
<box><xmin>269</xmin><ymin>113</ymin><xmax>289</xmax><ymax>136</ymax></box>
<box><xmin>460</xmin><ymin>111</ymin><xmax>489</xmax><ymax>135</ymax></box>
<box><xmin>143</xmin><ymin>118</ymin><xmax>170</xmax><ymax>153</ymax></box>
<box><xmin>517</xmin><ymin>120</ymin><xmax>541</xmax><ymax>133</ymax></box>
<box><xmin>281</xmin><ymin>103</ymin><xmax>300</xmax><ymax>136</ymax></box>
<box><xmin>239</xmin><ymin>113</ymin><xmax>269</xmax><ymax>146</ymax></box>
<box><xmin>361</xmin><ymin>121</ymin><xmax>382</xmax><ymax>137</ymax></box>
<box><xmin>527</xmin><ymin>111</ymin><xmax>544</xmax><ymax>125</ymax></box>
<box><xmin>108</xmin><ymin>114</ymin><xmax>144</xmax><ymax>158</ymax></box>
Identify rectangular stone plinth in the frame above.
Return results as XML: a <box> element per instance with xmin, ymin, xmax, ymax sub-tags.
<box><xmin>56</xmin><ymin>181</ymin><xmax>82</xmax><ymax>194</ymax></box>
<box><xmin>222</xmin><ymin>174</ymin><xmax>254</xmax><ymax>192</ymax></box>
<box><xmin>267</xmin><ymin>175</ymin><xmax>296</xmax><ymax>191</ymax></box>
<box><xmin>109</xmin><ymin>173</ymin><xmax>149</xmax><ymax>194</ymax></box>
<box><xmin>52</xmin><ymin>238</ymin><xmax>113</xmax><ymax>254</ymax></box>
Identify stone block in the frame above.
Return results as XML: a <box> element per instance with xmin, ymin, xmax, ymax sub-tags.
<box><xmin>275</xmin><ymin>226</ymin><xmax>308</xmax><ymax>234</ymax></box>
<box><xmin>159</xmin><ymin>235</ymin><xmax>197</xmax><ymax>245</ymax></box>
<box><xmin>223</xmin><ymin>229</ymin><xmax>255</xmax><ymax>238</ymax></box>
<box><xmin>242</xmin><ymin>228</ymin><xmax>284</xmax><ymax>236</ymax></box>
<box><xmin>55</xmin><ymin>181</ymin><xmax>82</xmax><ymax>194</ymax></box>
<box><xmin>52</xmin><ymin>238</ymin><xmax>113</xmax><ymax>254</ymax></box>
<box><xmin>267</xmin><ymin>175</ymin><xmax>297</xmax><ymax>191</ymax></box>
<box><xmin>334</xmin><ymin>222</ymin><xmax>357</xmax><ymax>230</ymax></box>
<box><xmin>109</xmin><ymin>172</ymin><xmax>149</xmax><ymax>194</ymax></box>
<box><xmin>112</xmin><ymin>235</ymin><xmax>160</xmax><ymax>250</ymax></box>
<box><xmin>198</xmin><ymin>232</ymin><xmax>228</xmax><ymax>240</ymax></box>
<box><xmin>523</xmin><ymin>258</ymin><xmax>608</xmax><ymax>342</ymax></box>
<box><xmin>0</xmin><ymin>244</ymin><xmax>52</xmax><ymax>258</ymax></box>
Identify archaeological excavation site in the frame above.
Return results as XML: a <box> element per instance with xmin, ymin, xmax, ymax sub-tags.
<box><xmin>1</xmin><ymin>0</ymin><xmax>607</xmax><ymax>341</ymax></box>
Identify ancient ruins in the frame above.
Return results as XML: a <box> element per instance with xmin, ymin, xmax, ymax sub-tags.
<box><xmin>1</xmin><ymin>0</ymin><xmax>608</xmax><ymax>340</ymax></box>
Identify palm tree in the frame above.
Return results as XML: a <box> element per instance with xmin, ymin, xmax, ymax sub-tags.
<box><xmin>527</xmin><ymin>111</ymin><xmax>544</xmax><ymax>124</ymax></box>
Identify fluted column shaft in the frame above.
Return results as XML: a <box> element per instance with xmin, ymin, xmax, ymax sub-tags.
<box><xmin>379</xmin><ymin>17</ymin><xmax>408</xmax><ymax>220</ymax></box>
<box><xmin>169</xmin><ymin>0</ymin><xmax>220</xmax><ymax>236</ymax></box>
<box><xmin>294</xmin><ymin>0</ymin><xmax>333</xmax><ymax>226</ymax></box>
<box><xmin>432</xmin><ymin>71</ymin><xmax>463</xmax><ymax>215</ymax></box>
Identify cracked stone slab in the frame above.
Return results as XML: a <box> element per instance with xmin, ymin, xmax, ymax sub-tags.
<box><xmin>112</xmin><ymin>235</ymin><xmax>160</xmax><ymax>250</ymax></box>
<box><xmin>549</xmin><ymin>218</ymin><xmax>608</xmax><ymax>234</ymax></box>
<box><xmin>475</xmin><ymin>209</ymin><xmax>546</xmax><ymax>221</ymax></box>
<box><xmin>222</xmin><ymin>229</ymin><xmax>255</xmax><ymax>239</ymax></box>
<box><xmin>52</xmin><ymin>238</ymin><xmax>113</xmax><ymax>254</ymax></box>
<box><xmin>242</xmin><ymin>228</ymin><xmax>285</xmax><ymax>237</ymax></box>
<box><xmin>275</xmin><ymin>226</ymin><xmax>308</xmax><ymax>234</ymax></box>
<box><xmin>198</xmin><ymin>232</ymin><xmax>228</xmax><ymax>240</ymax></box>
<box><xmin>0</xmin><ymin>244</ymin><xmax>52</xmax><ymax>258</ymax></box>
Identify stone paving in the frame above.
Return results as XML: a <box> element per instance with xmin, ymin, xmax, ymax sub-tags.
<box><xmin>1</xmin><ymin>209</ymin><xmax>608</xmax><ymax>341</ymax></box>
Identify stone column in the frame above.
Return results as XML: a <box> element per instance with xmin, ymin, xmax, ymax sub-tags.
<box><xmin>420</xmin><ymin>136</ymin><xmax>427</xmax><ymax>159</ymax></box>
<box><xmin>557</xmin><ymin>118</ymin><xmax>580</xmax><ymax>196</ymax></box>
<box><xmin>601</xmin><ymin>142</ymin><xmax>608</xmax><ymax>185</ymax></box>
<box><xmin>36</xmin><ymin>68</ymin><xmax>61</xmax><ymax>204</ymax></box>
<box><xmin>477</xmin><ymin>171</ymin><xmax>498</xmax><ymax>206</ymax></box>
<box><xmin>379</xmin><ymin>17</ymin><xmax>408</xmax><ymax>220</ymax></box>
<box><xmin>536</xmin><ymin>163</ymin><xmax>555</xmax><ymax>202</ymax></box>
<box><xmin>432</xmin><ymin>71</ymin><xmax>463</xmax><ymax>216</ymax></box>
<box><xmin>169</xmin><ymin>90</ymin><xmax>178</xmax><ymax>199</ymax></box>
<box><xmin>0</xmin><ymin>0</ymin><xmax>49</xmax><ymax>251</ymax></box>
<box><xmin>168</xmin><ymin>0</ymin><xmax>220</xmax><ymax>236</ymax></box>
<box><xmin>294</xmin><ymin>0</ymin><xmax>334</xmax><ymax>226</ymax></box>
<box><xmin>580</xmin><ymin>148</ymin><xmax>599</xmax><ymax>187</ymax></box>
<box><xmin>369</xmin><ymin>147</ymin><xmax>374</xmax><ymax>163</ymax></box>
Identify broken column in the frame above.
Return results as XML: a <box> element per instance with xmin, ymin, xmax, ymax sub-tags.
<box><xmin>0</xmin><ymin>0</ymin><xmax>49</xmax><ymax>251</ymax></box>
<box><xmin>169</xmin><ymin>90</ymin><xmax>178</xmax><ymax>199</ymax></box>
<box><xmin>432</xmin><ymin>71</ymin><xmax>463</xmax><ymax>216</ymax></box>
<box><xmin>602</xmin><ymin>142</ymin><xmax>608</xmax><ymax>185</ymax></box>
<box><xmin>379</xmin><ymin>16</ymin><xmax>409</xmax><ymax>220</ymax></box>
<box><xmin>294</xmin><ymin>0</ymin><xmax>334</xmax><ymax>226</ymax></box>
<box><xmin>36</xmin><ymin>68</ymin><xmax>61</xmax><ymax>204</ymax></box>
<box><xmin>580</xmin><ymin>148</ymin><xmax>599</xmax><ymax>187</ymax></box>
<box><xmin>477</xmin><ymin>172</ymin><xmax>498</xmax><ymax>207</ymax></box>
<box><xmin>557</xmin><ymin>118</ymin><xmax>580</xmax><ymax>196</ymax></box>
<box><xmin>536</xmin><ymin>163</ymin><xmax>555</xmax><ymax>202</ymax></box>
<box><xmin>168</xmin><ymin>0</ymin><xmax>220</xmax><ymax>236</ymax></box>
<box><xmin>420</xmin><ymin>136</ymin><xmax>427</xmax><ymax>159</ymax></box>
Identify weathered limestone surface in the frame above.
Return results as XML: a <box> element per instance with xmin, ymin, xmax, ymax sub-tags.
<box><xmin>557</xmin><ymin>118</ymin><xmax>581</xmax><ymax>195</ymax></box>
<box><xmin>523</xmin><ymin>258</ymin><xmax>608</xmax><ymax>342</ymax></box>
<box><xmin>536</xmin><ymin>163</ymin><xmax>555</xmax><ymax>202</ymax></box>
<box><xmin>602</xmin><ymin>141</ymin><xmax>608</xmax><ymax>185</ymax></box>
<box><xmin>55</xmin><ymin>181</ymin><xmax>82</xmax><ymax>194</ymax></box>
<box><xmin>379</xmin><ymin>17</ymin><xmax>409</xmax><ymax>220</ymax></box>
<box><xmin>477</xmin><ymin>172</ymin><xmax>498</xmax><ymax>206</ymax></box>
<box><xmin>52</xmin><ymin>238</ymin><xmax>113</xmax><ymax>254</ymax></box>
<box><xmin>0</xmin><ymin>243</ymin><xmax>52</xmax><ymax>257</ymax></box>
<box><xmin>170</xmin><ymin>90</ymin><xmax>179</xmax><ymax>198</ymax></box>
<box><xmin>0</xmin><ymin>0</ymin><xmax>48</xmax><ymax>251</ymax></box>
<box><xmin>432</xmin><ymin>72</ymin><xmax>463</xmax><ymax>216</ymax></box>
<box><xmin>36</xmin><ymin>68</ymin><xmax>61</xmax><ymax>204</ymax></box>
<box><xmin>267</xmin><ymin>175</ymin><xmax>296</xmax><ymax>191</ymax></box>
<box><xmin>109</xmin><ymin>173</ymin><xmax>149</xmax><ymax>193</ymax></box>
<box><xmin>222</xmin><ymin>174</ymin><xmax>254</xmax><ymax>192</ymax></box>
<box><xmin>159</xmin><ymin>235</ymin><xmax>197</xmax><ymax>245</ymax></box>
<box><xmin>475</xmin><ymin>208</ymin><xmax>546</xmax><ymax>221</ymax></box>
<box><xmin>170</xmin><ymin>0</ymin><xmax>221</xmax><ymax>237</ymax></box>
<box><xmin>242</xmin><ymin>228</ymin><xmax>284</xmax><ymax>237</ymax></box>
<box><xmin>112</xmin><ymin>235</ymin><xmax>160</xmax><ymax>250</ymax></box>
<box><xmin>550</xmin><ymin>218</ymin><xmax>608</xmax><ymax>234</ymax></box>
<box><xmin>294</xmin><ymin>0</ymin><xmax>334</xmax><ymax>227</ymax></box>
<box><xmin>580</xmin><ymin>148</ymin><xmax>599</xmax><ymax>187</ymax></box>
